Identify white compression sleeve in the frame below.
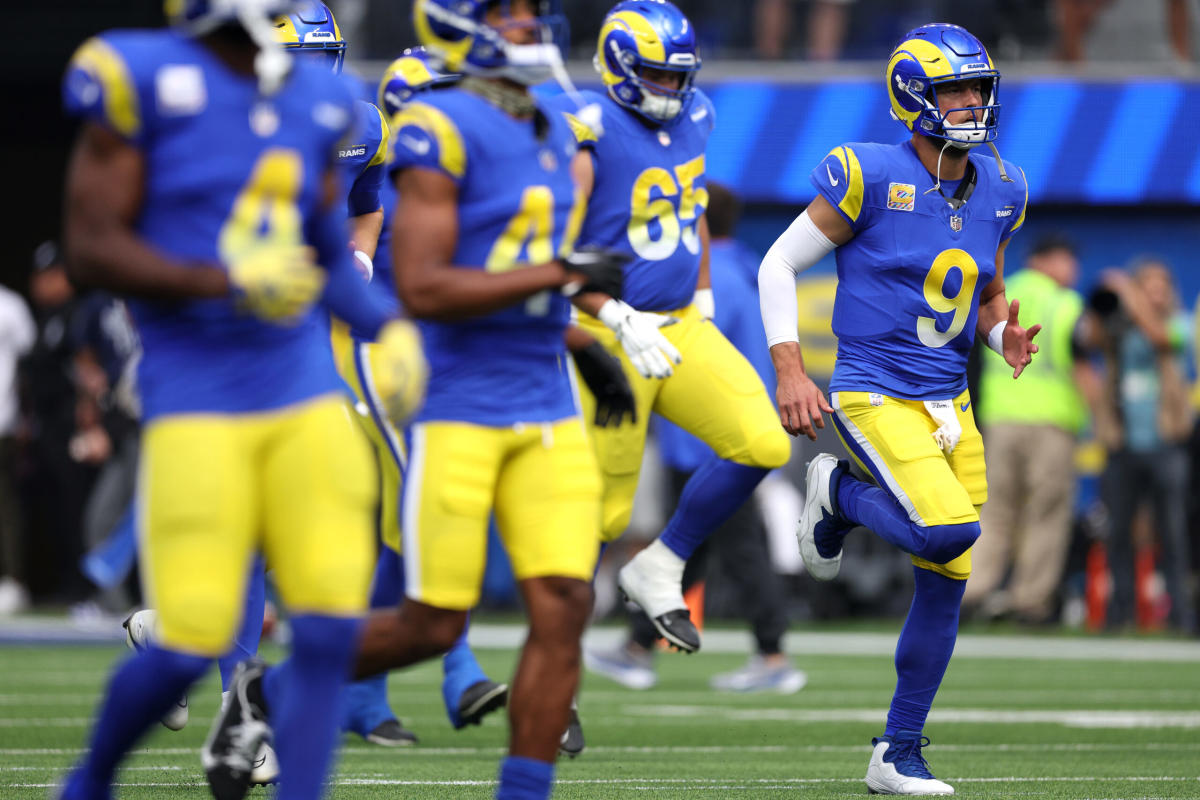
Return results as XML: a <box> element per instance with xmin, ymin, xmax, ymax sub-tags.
<box><xmin>758</xmin><ymin>210</ymin><xmax>837</xmax><ymax>347</ymax></box>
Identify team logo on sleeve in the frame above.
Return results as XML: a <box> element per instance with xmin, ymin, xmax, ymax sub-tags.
<box><xmin>995</xmin><ymin>205</ymin><xmax>1015</xmax><ymax>218</ymax></box>
<box><xmin>887</xmin><ymin>183</ymin><xmax>916</xmax><ymax>211</ymax></box>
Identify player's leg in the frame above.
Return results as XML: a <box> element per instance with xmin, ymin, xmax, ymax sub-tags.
<box><xmin>217</xmin><ymin>557</ymin><xmax>266</xmax><ymax>690</ymax></box>
<box><xmin>620</xmin><ymin>309</ymin><xmax>790</xmax><ymax>651</ymax></box>
<box><xmin>210</xmin><ymin>396</ymin><xmax>375</xmax><ymax>800</ymax></box>
<box><xmin>493</xmin><ymin>419</ymin><xmax>601</xmax><ymax>798</ymax></box>
<box><xmin>63</xmin><ymin>416</ymin><xmax>256</xmax><ymax>799</ymax></box>
<box><xmin>823</xmin><ymin>390</ymin><xmax>983</xmax><ymax>795</ymax></box>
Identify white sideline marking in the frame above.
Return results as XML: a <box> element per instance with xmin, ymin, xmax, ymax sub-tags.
<box><xmin>12</xmin><ymin>776</ymin><xmax>1200</xmax><ymax>789</ymax></box>
<box><xmin>622</xmin><ymin>705</ymin><xmax>1200</xmax><ymax>728</ymax></box>
<box><xmin>4</xmin><ymin>742</ymin><xmax>1199</xmax><ymax>759</ymax></box>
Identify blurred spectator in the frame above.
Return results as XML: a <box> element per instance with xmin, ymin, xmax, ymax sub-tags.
<box><xmin>71</xmin><ymin>293</ymin><xmax>141</xmax><ymax>617</ymax></box>
<box><xmin>965</xmin><ymin>235</ymin><xmax>1088</xmax><ymax>625</ymax></box>
<box><xmin>1056</xmin><ymin>0</ymin><xmax>1192</xmax><ymax>64</ymax></box>
<box><xmin>1082</xmin><ymin>261</ymin><xmax>1195</xmax><ymax>633</ymax></box>
<box><xmin>586</xmin><ymin>183</ymin><xmax>804</xmax><ymax>693</ymax></box>
<box><xmin>806</xmin><ymin>0</ymin><xmax>855</xmax><ymax>61</ymax></box>
<box><xmin>0</xmin><ymin>281</ymin><xmax>35</xmax><ymax>614</ymax></box>
<box><xmin>20</xmin><ymin>242</ymin><xmax>93</xmax><ymax>601</ymax></box>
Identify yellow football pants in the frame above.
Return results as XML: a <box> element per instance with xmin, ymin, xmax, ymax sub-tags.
<box><xmin>139</xmin><ymin>394</ymin><xmax>376</xmax><ymax>656</ymax></box>
<box><xmin>831</xmin><ymin>389</ymin><xmax>986</xmax><ymax>580</ymax></box>
<box><xmin>576</xmin><ymin>304</ymin><xmax>791</xmax><ymax>541</ymax></box>
<box><xmin>332</xmin><ymin>320</ymin><xmax>406</xmax><ymax>555</ymax></box>
<box><xmin>402</xmin><ymin>418</ymin><xmax>602</xmax><ymax>610</ymax></box>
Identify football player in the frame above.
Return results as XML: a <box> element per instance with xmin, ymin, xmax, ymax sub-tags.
<box><xmin>337</xmin><ymin>45</ymin><xmax>511</xmax><ymax>744</ymax></box>
<box><xmin>221</xmin><ymin>2</ymin><xmax>627</xmax><ymax>799</ymax></box>
<box><xmin>58</xmin><ymin>1</ymin><xmax>426</xmax><ymax>798</ymax></box>
<box><xmin>545</xmin><ymin>0</ymin><xmax>791</xmax><ymax>654</ymax></box>
<box><xmin>758</xmin><ymin>23</ymin><xmax>1039</xmax><ymax>795</ymax></box>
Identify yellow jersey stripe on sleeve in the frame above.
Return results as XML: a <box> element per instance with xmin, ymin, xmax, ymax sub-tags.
<box><xmin>72</xmin><ymin>37</ymin><xmax>140</xmax><ymax>139</ymax></box>
<box><xmin>563</xmin><ymin>112</ymin><xmax>598</xmax><ymax>145</ymax></box>
<box><xmin>832</xmin><ymin>146</ymin><xmax>864</xmax><ymax>223</ymax></box>
<box><xmin>368</xmin><ymin>103</ymin><xmax>390</xmax><ymax>168</ymax></box>
<box><xmin>1010</xmin><ymin>166</ymin><xmax>1029</xmax><ymax>234</ymax></box>
<box><xmin>392</xmin><ymin>103</ymin><xmax>466</xmax><ymax>179</ymax></box>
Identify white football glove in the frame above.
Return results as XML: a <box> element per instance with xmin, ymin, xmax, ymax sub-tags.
<box><xmin>596</xmin><ymin>299</ymin><xmax>681</xmax><ymax>379</ymax></box>
<box><xmin>924</xmin><ymin>399</ymin><xmax>962</xmax><ymax>456</ymax></box>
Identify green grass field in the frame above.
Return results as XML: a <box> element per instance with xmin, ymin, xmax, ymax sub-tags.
<box><xmin>3</xmin><ymin>627</ymin><xmax>1199</xmax><ymax>799</ymax></box>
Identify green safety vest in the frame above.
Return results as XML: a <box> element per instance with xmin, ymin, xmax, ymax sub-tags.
<box><xmin>978</xmin><ymin>268</ymin><xmax>1087</xmax><ymax>433</ymax></box>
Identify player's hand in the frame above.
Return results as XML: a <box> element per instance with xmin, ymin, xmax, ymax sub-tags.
<box><xmin>560</xmin><ymin>246</ymin><xmax>630</xmax><ymax>299</ymax></box>
<box><xmin>227</xmin><ymin>241</ymin><xmax>326</xmax><ymax>322</ymax></box>
<box><xmin>372</xmin><ymin>319</ymin><xmax>429</xmax><ymax>425</ymax></box>
<box><xmin>776</xmin><ymin>370</ymin><xmax>832</xmax><ymax>440</ymax></box>
<box><xmin>1002</xmin><ymin>299</ymin><xmax>1041</xmax><ymax>379</ymax></box>
<box><xmin>574</xmin><ymin>342</ymin><xmax>636</xmax><ymax>427</ymax></box>
<box><xmin>596</xmin><ymin>299</ymin><xmax>681</xmax><ymax>379</ymax></box>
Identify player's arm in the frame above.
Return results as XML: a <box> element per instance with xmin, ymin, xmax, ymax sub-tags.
<box><xmin>759</xmin><ymin>194</ymin><xmax>851</xmax><ymax>439</ymax></box>
<box><xmin>393</xmin><ymin>167</ymin><xmax>580</xmax><ymax>321</ymax></box>
<box><xmin>64</xmin><ymin>122</ymin><xmax>229</xmax><ymax>299</ymax></box>
<box><xmin>350</xmin><ymin>208</ymin><xmax>384</xmax><ymax>261</ymax></box>
<box><xmin>977</xmin><ymin>239</ymin><xmax>1042</xmax><ymax>379</ymax></box>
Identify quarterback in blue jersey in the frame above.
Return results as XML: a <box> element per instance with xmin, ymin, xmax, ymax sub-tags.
<box><xmin>545</xmin><ymin>0</ymin><xmax>791</xmax><ymax>654</ymax></box>
<box><xmin>759</xmin><ymin>23</ymin><xmax>1040</xmax><ymax>795</ymax></box>
<box><xmin>57</xmin><ymin>2</ymin><xmax>425</xmax><ymax>799</ymax></box>
<box><xmin>248</xmin><ymin>3</ymin><xmax>625</xmax><ymax>799</ymax></box>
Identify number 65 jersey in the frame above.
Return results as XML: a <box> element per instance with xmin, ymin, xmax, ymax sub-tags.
<box><xmin>815</xmin><ymin>140</ymin><xmax>1028</xmax><ymax>400</ymax></box>
<box><xmin>548</xmin><ymin>89</ymin><xmax>715</xmax><ymax>313</ymax></box>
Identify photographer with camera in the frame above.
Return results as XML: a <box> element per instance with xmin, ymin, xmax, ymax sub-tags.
<box><xmin>1081</xmin><ymin>260</ymin><xmax>1195</xmax><ymax>634</ymax></box>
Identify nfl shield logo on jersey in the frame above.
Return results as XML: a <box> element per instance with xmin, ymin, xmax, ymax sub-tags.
<box><xmin>950</xmin><ymin>214</ymin><xmax>963</xmax><ymax>232</ymax></box>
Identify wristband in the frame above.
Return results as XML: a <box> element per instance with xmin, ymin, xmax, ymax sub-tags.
<box><xmin>353</xmin><ymin>250</ymin><xmax>373</xmax><ymax>282</ymax></box>
<box><xmin>694</xmin><ymin>287</ymin><xmax>714</xmax><ymax>320</ymax></box>
<box><xmin>986</xmin><ymin>320</ymin><xmax>1006</xmax><ymax>355</ymax></box>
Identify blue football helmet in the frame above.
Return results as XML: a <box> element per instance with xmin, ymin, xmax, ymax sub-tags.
<box><xmin>165</xmin><ymin>0</ymin><xmax>301</xmax><ymax>34</ymax></box>
<box><xmin>595</xmin><ymin>0</ymin><xmax>700</xmax><ymax>124</ymax></box>
<box><xmin>274</xmin><ymin>1</ymin><xmax>346</xmax><ymax>73</ymax></box>
<box><xmin>378</xmin><ymin>47</ymin><xmax>459</xmax><ymax>117</ymax></box>
<box><xmin>887</xmin><ymin>23</ymin><xmax>999</xmax><ymax>149</ymax></box>
<box><xmin>412</xmin><ymin>0</ymin><xmax>567</xmax><ymax>86</ymax></box>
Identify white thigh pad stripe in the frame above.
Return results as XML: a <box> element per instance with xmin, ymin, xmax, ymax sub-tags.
<box><xmin>400</xmin><ymin>424</ymin><xmax>426</xmax><ymax>600</ymax></box>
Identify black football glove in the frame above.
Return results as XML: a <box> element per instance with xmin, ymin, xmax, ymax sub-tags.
<box><xmin>574</xmin><ymin>342</ymin><xmax>636</xmax><ymax>427</ymax></box>
<box><xmin>561</xmin><ymin>246</ymin><xmax>630</xmax><ymax>300</ymax></box>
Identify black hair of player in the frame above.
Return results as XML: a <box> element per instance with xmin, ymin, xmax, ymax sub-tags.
<box><xmin>705</xmin><ymin>181</ymin><xmax>741</xmax><ymax>240</ymax></box>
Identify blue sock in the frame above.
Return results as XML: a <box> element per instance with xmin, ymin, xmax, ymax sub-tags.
<box><xmin>885</xmin><ymin>567</ymin><xmax>966</xmax><ymax>737</ymax></box>
<box><xmin>342</xmin><ymin>548</ymin><xmax>404</xmax><ymax>735</ymax></box>
<box><xmin>66</xmin><ymin>645</ymin><xmax>209</xmax><ymax>796</ymax></box>
<box><xmin>218</xmin><ymin>556</ymin><xmax>266</xmax><ymax>691</ymax></box>
<box><xmin>835</xmin><ymin>475</ymin><xmax>979</xmax><ymax>564</ymax></box>
<box><xmin>262</xmin><ymin>614</ymin><xmax>362</xmax><ymax>800</ymax></box>
<box><xmin>659</xmin><ymin>457</ymin><xmax>769</xmax><ymax>560</ymax></box>
<box><xmin>496</xmin><ymin>755</ymin><xmax>554</xmax><ymax>800</ymax></box>
<box><xmin>442</xmin><ymin>611</ymin><xmax>490</xmax><ymax>727</ymax></box>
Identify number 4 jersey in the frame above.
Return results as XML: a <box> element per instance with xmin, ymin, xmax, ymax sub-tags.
<box><xmin>546</xmin><ymin>89</ymin><xmax>715</xmax><ymax>313</ymax></box>
<box><xmin>815</xmin><ymin>140</ymin><xmax>1028</xmax><ymax>400</ymax></box>
<box><xmin>62</xmin><ymin>29</ymin><xmax>358</xmax><ymax>420</ymax></box>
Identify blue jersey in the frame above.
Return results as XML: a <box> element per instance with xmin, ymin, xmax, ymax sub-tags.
<box><xmin>546</xmin><ymin>90</ymin><xmax>715</xmax><ymax>312</ymax></box>
<box><xmin>340</xmin><ymin>100</ymin><xmax>389</xmax><ymax>218</ymax></box>
<box><xmin>389</xmin><ymin>89</ymin><xmax>584</xmax><ymax>426</ymax></box>
<box><xmin>63</xmin><ymin>30</ymin><xmax>358</xmax><ymax>421</ymax></box>
<box><xmin>815</xmin><ymin>141</ymin><xmax>1028</xmax><ymax>399</ymax></box>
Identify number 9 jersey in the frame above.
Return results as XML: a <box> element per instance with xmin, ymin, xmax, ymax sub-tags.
<box><xmin>815</xmin><ymin>140</ymin><xmax>1028</xmax><ymax>400</ymax></box>
<box><xmin>548</xmin><ymin>88</ymin><xmax>715</xmax><ymax>312</ymax></box>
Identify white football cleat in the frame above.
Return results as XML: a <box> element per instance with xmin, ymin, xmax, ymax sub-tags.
<box><xmin>617</xmin><ymin>539</ymin><xmax>699</xmax><ymax>653</ymax></box>
<box><xmin>865</xmin><ymin>732</ymin><xmax>954</xmax><ymax>795</ymax></box>
<box><xmin>123</xmin><ymin>609</ymin><xmax>189</xmax><ymax>731</ymax></box>
<box><xmin>797</xmin><ymin>454</ymin><xmax>847</xmax><ymax>581</ymax></box>
<box><xmin>249</xmin><ymin>741</ymin><xmax>280</xmax><ymax>786</ymax></box>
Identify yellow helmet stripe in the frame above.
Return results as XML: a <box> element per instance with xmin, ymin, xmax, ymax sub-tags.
<box><xmin>601</xmin><ymin>10</ymin><xmax>666</xmax><ymax>65</ymax></box>
<box><xmin>70</xmin><ymin>38</ymin><xmax>141</xmax><ymax>139</ymax></box>
<box><xmin>831</xmin><ymin>146</ymin><xmax>864</xmax><ymax>223</ymax></box>
<box><xmin>273</xmin><ymin>15</ymin><xmax>300</xmax><ymax>44</ymax></box>
<box><xmin>892</xmin><ymin>37</ymin><xmax>954</xmax><ymax>80</ymax></box>
<box><xmin>391</xmin><ymin>102</ymin><xmax>467</xmax><ymax>179</ymax></box>
<box><xmin>413</xmin><ymin>0</ymin><xmax>472</xmax><ymax>71</ymax></box>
